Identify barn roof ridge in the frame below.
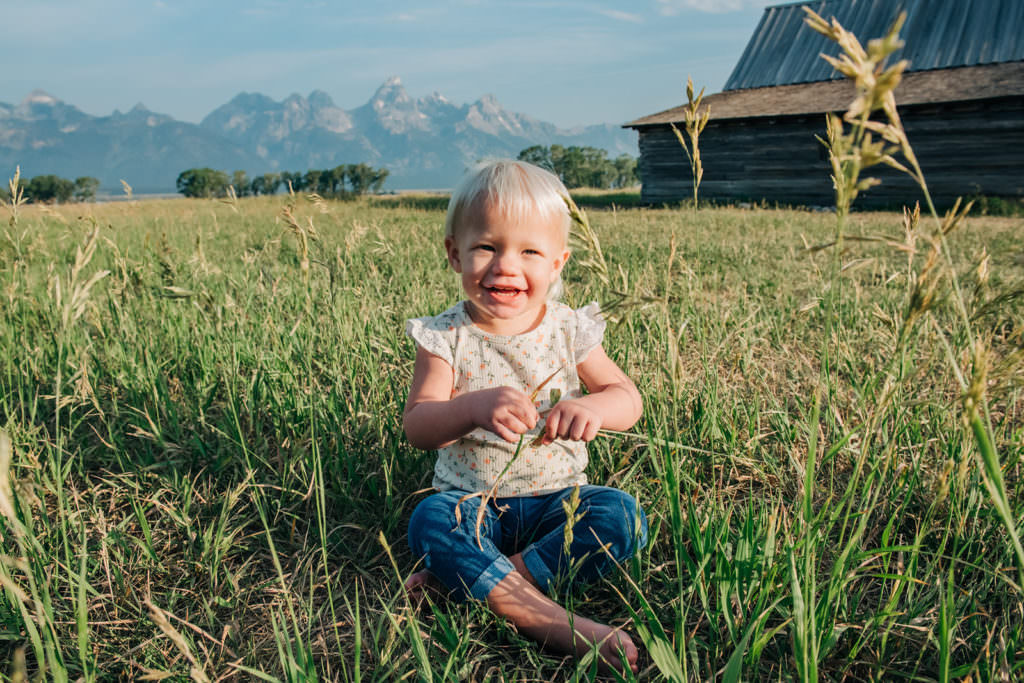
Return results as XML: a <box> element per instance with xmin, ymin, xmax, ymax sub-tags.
<box><xmin>625</xmin><ymin>60</ymin><xmax>1024</xmax><ymax>128</ymax></box>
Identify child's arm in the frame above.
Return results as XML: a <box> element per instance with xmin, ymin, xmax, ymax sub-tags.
<box><xmin>404</xmin><ymin>345</ymin><xmax>540</xmax><ymax>449</ymax></box>
<box><xmin>539</xmin><ymin>345</ymin><xmax>641</xmax><ymax>444</ymax></box>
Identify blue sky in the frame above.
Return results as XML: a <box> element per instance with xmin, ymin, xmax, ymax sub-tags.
<box><xmin>0</xmin><ymin>0</ymin><xmax>772</xmax><ymax>128</ymax></box>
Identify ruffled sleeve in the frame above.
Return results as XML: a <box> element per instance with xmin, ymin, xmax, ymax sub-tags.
<box><xmin>574</xmin><ymin>301</ymin><xmax>606</xmax><ymax>361</ymax></box>
<box><xmin>406</xmin><ymin>315</ymin><xmax>455</xmax><ymax>366</ymax></box>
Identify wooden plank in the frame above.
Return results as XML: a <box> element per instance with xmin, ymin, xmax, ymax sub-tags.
<box><xmin>638</xmin><ymin>99</ymin><xmax>1024</xmax><ymax>207</ymax></box>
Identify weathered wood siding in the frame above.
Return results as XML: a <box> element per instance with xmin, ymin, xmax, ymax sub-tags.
<box><xmin>637</xmin><ymin>95</ymin><xmax>1024</xmax><ymax>209</ymax></box>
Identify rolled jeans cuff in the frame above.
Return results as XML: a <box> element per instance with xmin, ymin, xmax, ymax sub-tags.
<box><xmin>520</xmin><ymin>546</ymin><xmax>554</xmax><ymax>593</ymax></box>
<box><xmin>467</xmin><ymin>554</ymin><xmax>516</xmax><ymax>601</ymax></box>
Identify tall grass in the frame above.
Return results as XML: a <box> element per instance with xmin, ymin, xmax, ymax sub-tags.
<box><xmin>669</xmin><ymin>78</ymin><xmax>710</xmax><ymax>213</ymax></box>
<box><xmin>0</xmin><ymin>179</ymin><xmax>1021</xmax><ymax>678</ymax></box>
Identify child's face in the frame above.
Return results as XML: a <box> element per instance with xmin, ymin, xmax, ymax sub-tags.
<box><xmin>446</xmin><ymin>199</ymin><xmax>570</xmax><ymax>335</ymax></box>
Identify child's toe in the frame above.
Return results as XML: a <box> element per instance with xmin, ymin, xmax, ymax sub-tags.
<box><xmin>404</xmin><ymin>570</ymin><xmax>448</xmax><ymax>606</ymax></box>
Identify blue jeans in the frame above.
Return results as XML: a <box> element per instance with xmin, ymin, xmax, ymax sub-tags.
<box><xmin>407</xmin><ymin>485</ymin><xmax>648</xmax><ymax>602</ymax></box>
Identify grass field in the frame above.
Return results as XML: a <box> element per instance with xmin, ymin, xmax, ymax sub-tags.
<box><xmin>1</xmin><ymin>188</ymin><xmax>1022</xmax><ymax>680</ymax></box>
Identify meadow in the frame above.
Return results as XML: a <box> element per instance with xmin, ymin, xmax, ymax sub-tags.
<box><xmin>1</xmin><ymin>183</ymin><xmax>1022</xmax><ymax>680</ymax></box>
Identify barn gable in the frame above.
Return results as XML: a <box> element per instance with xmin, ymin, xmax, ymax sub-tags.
<box><xmin>627</xmin><ymin>0</ymin><xmax>1024</xmax><ymax>208</ymax></box>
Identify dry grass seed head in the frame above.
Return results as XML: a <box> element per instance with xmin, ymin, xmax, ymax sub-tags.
<box><xmin>900</xmin><ymin>245</ymin><xmax>945</xmax><ymax>343</ymax></box>
<box><xmin>963</xmin><ymin>340</ymin><xmax>990</xmax><ymax>421</ymax></box>
<box><xmin>806</xmin><ymin>8</ymin><xmax>921</xmax><ymax>206</ymax></box>
<box><xmin>939</xmin><ymin>197</ymin><xmax>974</xmax><ymax>237</ymax></box>
<box><xmin>219</xmin><ymin>185</ymin><xmax>240</xmax><ymax>213</ymax></box>
<box><xmin>6</xmin><ymin>166</ymin><xmax>27</xmax><ymax>228</ymax></box>
<box><xmin>0</xmin><ymin>431</ymin><xmax>16</xmax><ymax>523</ymax></box>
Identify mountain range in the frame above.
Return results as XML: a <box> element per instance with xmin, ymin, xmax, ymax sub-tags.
<box><xmin>0</xmin><ymin>77</ymin><xmax>637</xmax><ymax>193</ymax></box>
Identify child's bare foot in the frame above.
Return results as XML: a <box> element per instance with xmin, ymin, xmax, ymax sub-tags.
<box><xmin>404</xmin><ymin>569</ymin><xmax>450</xmax><ymax>606</ymax></box>
<box><xmin>561</xmin><ymin>613</ymin><xmax>639</xmax><ymax>676</ymax></box>
<box><xmin>486</xmin><ymin>570</ymin><xmax>639</xmax><ymax>676</ymax></box>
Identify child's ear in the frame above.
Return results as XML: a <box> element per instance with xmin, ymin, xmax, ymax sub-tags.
<box><xmin>551</xmin><ymin>249</ymin><xmax>571</xmax><ymax>280</ymax></box>
<box><xmin>445</xmin><ymin>236</ymin><xmax>463</xmax><ymax>273</ymax></box>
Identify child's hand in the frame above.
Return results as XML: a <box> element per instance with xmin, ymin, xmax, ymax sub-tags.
<box><xmin>471</xmin><ymin>387</ymin><xmax>540</xmax><ymax>443</ymax></box>
<box><xmin>539</xmin><ymin>400</ymin><xmax>602</xmax><ymax>444</ymax></box>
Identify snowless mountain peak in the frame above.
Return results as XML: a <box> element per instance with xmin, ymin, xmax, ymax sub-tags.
<box><xmin>307</xmin><ymin>90</ymin><xmax>336</xmax><ymax>108</ymax></box>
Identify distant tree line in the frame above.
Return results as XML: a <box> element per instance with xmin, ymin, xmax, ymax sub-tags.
<box><xmin>176</xmin><ymin>164</ymin><xmax>390</xmax><ymax>199</ymax></box>
<box><xmin>0</xmin><ymin>174</ymin><xmax>100</xmax><ymax>204</ymax></box>
<box><xmin>517</xmin><ymin>145</ymin><xmax>638</xmax><ymax>189</ymax></box>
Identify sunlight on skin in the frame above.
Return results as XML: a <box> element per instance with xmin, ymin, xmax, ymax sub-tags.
<box><xmin>405</xmin><ymin>553</ymin><xmax>639</xmax><ymax>676</ymax></box>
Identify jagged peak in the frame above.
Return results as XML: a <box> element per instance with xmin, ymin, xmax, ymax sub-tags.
<box><xmin>422</xmin><ymin>91</ymin><xmax>451</xmax><ymax>105</ymax></box>
<box><xmin>23</xmin><ymin>89</ymin><xmax>60</xmax><ymax>106</ymax></box>
<box><xmin>223</xmin><ymin>91</ymin><xmax>279</xmax><ymax>108</ymax></box>
<box><xmin>130</xmin><ymin>102</ymin><xmax>150</xmax><ymax>113</ymax></box>
<box><xmin>473</xmin><ymin>93</ymin><xmax>509</xmax><ymax>114</ymax></box>
<box><xmin>371</xmin><ymin>76</ymin><xmax>411</xmax><ymax>105</ymax></box>
<box><xmin>307</xmin><ymin>89</ymin><xmax>337</xmax><ymax>108</ymax></box>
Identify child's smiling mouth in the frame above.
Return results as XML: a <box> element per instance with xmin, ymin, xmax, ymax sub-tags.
<box><xmin>485</xmin><ymin>285</ymin><xmax>523</xmax><ymax>298</ymax></box>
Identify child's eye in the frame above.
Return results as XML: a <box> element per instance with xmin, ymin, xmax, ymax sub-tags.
<box><xmin>523</xmin><ymin>249</ymin><xmax>541</xmax><ymax>256</ymax></box>
<box><xmin>474</xmin><ymin>244</ymin><xmax>495</xmax><ymax>252</ymax></box>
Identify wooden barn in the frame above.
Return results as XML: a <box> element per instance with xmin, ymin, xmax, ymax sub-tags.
<box><xmin>626</xmin><ymin>0</ymin><xmax>1024</xmax><ymax>208</ymax></box>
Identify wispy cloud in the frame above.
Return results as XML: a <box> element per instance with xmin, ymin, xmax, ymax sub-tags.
<box><xmin>0</xmin><ymin>0</ymin><xmax>151</xmax><ymax>42</ymax></box>
<box><xmin>656</xmin><ymin>0</ymin><xmax>770</xmax><ymax>14</ymax></box>
<box><xmin>596</xmin><ymin>9</ymin><xmax>643</xmax><ymax>23</ymax></box>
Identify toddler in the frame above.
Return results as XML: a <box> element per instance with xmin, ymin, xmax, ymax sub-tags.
<box><xmin>403</xmin><ymin>159</ymin><xmax>647</xmax><ymax>674</ymax></box>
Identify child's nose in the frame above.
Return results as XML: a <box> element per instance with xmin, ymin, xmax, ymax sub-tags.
<box><xmin>491</xmin><ymin>251</ymin><xmax>519</xmax><ymax>273</ymax></box>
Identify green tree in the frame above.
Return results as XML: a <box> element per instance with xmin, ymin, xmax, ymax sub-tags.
<box><xmin>250</xmin><ymin>175</ymin><xmax>266</xmax><ymax>196</ymax></box>
<box><xmin>329</xmin><ymin>166</ymin><xmax>348</xmax><ymax>196</ymax></box>
<box><xmin>517</xmin><ymin>145</ymin><xmax>554</xmax><ymax>172</ymax></box>
<box><xmin>231</xmin><ymin>170</ymin><xmax>251</xmax><ymax>197</ymax></box>
<box><xmin>346</xmin><ymin>163</ymin><xmax>375</xmax><ymax>195</ymax></box>
<box><xmin>612</xmin><ymin>154</ymin><xmax>639</xmax><ymax>188</ymax></box>
<box><xmin>369</xmin><ymin>167</ymin><xmax>389</xmax><ymax>193</ymax></box>
<box><xmin>251</xmin><ymin>173</ymin><xmax>281</xmax><ymax>196</ymax></box>
<box><xmin>318</xmin><ymin>169</ymin><xmax>334</xmax><ymax>195</ymax></box>
<box><xmin>552</xmin><ymin>145</ymin><xmax>590</xmax><ymax>188</ymax></box>
<box><xmin>518</xmin><ymin>145</ymin><xmax>637</xmax><ymax>190</ymax></box>
<box><xmin>72</xmin><ymin>176</ymin><xmax>100</xmax><ymax>202</ymax></box>
<box><xmin>278</xmin><ymin>171</ymin><xmax>300</xmax><ymax>193</ymax></box>
<box><xmin>263</xmin><ymin>172</ymin><xmax>281</xmax><ymax>195</ymax></box>
<box><xmin>581</xmin><ymin>147</ymin><xmax>613</xmax><ymax>188</ymax></box>
<box><xmin>25</xmin><ymin>175</ymin><xmax>74</xmax><ymax>203</ymax></box>
<box><xmin>303</xmin><ymin>169</ymin><xmax>323</xmax><ymax>195</ymax></box>
<box><xmin>176</xmin><ymin>168</ymin><xmax>230</xmax><ymax>198</ymax></box>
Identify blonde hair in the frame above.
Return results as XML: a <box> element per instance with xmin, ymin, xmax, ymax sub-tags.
<box><xmin>445</xmin><ymin>159</ymin><xmax>571</xmax><ymax>299</ymax></box>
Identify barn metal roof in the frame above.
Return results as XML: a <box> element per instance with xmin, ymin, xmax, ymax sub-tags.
<box><xmin>723</xmin><ymin>0</ymin><xmax>1024</xmax><ymax>91</ymax></box>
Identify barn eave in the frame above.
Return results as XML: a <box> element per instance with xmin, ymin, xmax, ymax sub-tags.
<box><xmin>624</xmin><ymin>61</ymin><xmax>1024</xmax><ymax>129</ymax></box>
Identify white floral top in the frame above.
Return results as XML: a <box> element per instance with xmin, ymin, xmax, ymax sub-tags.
<box><xmin>406</xmin><ymin>301</ymin><xmax>606</xmax><ymax>496</ymax></box>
